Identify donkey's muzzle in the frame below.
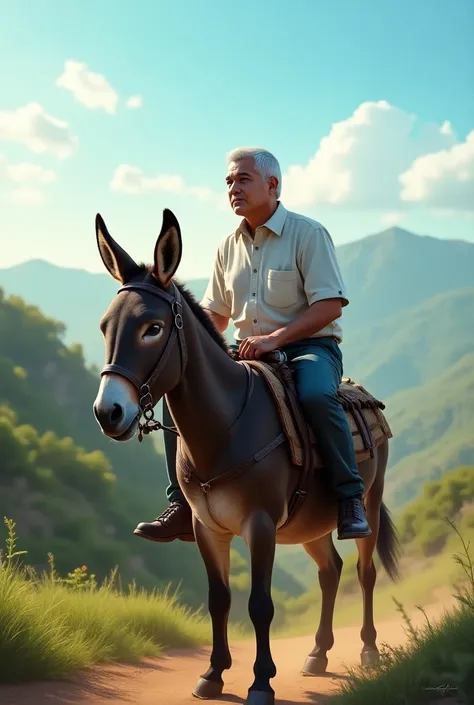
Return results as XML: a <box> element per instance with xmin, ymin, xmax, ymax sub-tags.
<box><xmin>93</xmin><ymin>400</ymin><xmax>125</xmax><ymax>435</ymax></box>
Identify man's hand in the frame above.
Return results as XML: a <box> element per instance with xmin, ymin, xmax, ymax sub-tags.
<box><xmin>238</xmin><ymin>334</ymin><xmax>280</xmax><ymax>360</ymax></box>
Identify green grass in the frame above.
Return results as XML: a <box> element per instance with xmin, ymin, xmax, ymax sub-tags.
<box><xmin>330</xmin><ymin>519</ymin><xmax>474</xmax><ymax>705</ymax></box>
<box><xmin>0</xmin><ymin>518</ymin><xmax>244</xmax><ymax>684</ymax></box>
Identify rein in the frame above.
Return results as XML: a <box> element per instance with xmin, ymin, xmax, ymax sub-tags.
<box><xmin>100</xmin><ymin>281</ymin><xmax>187</xmax><ymax>442</ymax></box>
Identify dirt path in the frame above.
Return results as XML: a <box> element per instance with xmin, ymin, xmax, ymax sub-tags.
<box><xmin>0</xmin><ymin>597</ymin><xmax>456</xmax><ymax>705</ymax></box>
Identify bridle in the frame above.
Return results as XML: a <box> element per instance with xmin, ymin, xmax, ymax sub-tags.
<box><xmin>100</xmin><ymin>281</ymin><xmax>187</xmax><ymax>442</ymax></box>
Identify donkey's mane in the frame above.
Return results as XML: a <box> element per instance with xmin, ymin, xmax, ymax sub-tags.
<box><xmin>133</xmin><ymin>264</ymin><xmax>230</xmax><ymax>354</ymax></box>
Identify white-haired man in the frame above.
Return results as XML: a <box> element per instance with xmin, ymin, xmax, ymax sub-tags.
<box><xmin>134</xmin><ymin>147</ymin><xmax>371</xmax><ymax>542</ymax></box>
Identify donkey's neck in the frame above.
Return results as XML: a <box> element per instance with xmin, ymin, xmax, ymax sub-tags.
<box><xmin>166</xmin><ymin>306</ymin><xmax>248</xmax><ymax>474</ymax></box>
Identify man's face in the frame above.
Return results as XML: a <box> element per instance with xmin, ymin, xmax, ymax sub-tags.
<box><xmin>225</xmin><ymin>156</ymin><xmax>276</xmax><ymax>217</ymax></box>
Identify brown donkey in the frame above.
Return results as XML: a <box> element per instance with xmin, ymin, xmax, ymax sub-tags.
<box><xmin>93</xmin><ymin>209</ymin><xmax>400</xmax><ymax>705</ymax></box>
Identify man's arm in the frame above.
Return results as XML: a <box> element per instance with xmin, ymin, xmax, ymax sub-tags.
<box><xmin>203</xmin><ymin>308</ymin><xmax>230</xmax><ymax>333</ymax></box>
<box><xmin>239</xmin><ymin>224</ymin><xmax>347</xmax><ymax>359</ymax></box>
<box><xmin>200</xmin><ymin>242</ymin><xmax>232</xmax><ymax>333</ymax></box>
<box><xmin>270</xmin><ymin>298</ymin><xmax>342</xmax><ymax>347</ymax></box>
<box><xmin>271</xmin><ymin>224</ymin><xmax>346</xmax><ymax>346</ymax></box>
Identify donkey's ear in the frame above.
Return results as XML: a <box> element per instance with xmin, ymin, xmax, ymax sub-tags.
<box><xmin>95</xmin><ymin>214</ymin><xmax>138</xmax><ymax>284</ymax></box>
<box><xmin>153</xmin><ymin>208</ymin><xmax>182</xmax><ymax>287</ymax></box>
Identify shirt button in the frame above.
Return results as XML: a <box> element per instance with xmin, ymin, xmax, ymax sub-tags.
<box><xmin>252</xmin><ymin>292</ymin><xmax>256</xmax><ymax>297</ymax></box>
<box><xmin>253</xmin><ymin>268</ymin><xmax>257</xmax><ymax>273</ymax></box>
<box><xmin>255</xmin><ymin>246</ymin><xmax>259</xmax><ymax>250</ymax></box>
<box><xmin>253</xmin><ymin>318</ymin><xmax>257</xmax><ymax>323</ymax></box>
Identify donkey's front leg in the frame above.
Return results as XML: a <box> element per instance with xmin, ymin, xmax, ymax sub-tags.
<box><xmin>242</xmin><ymin>510</ymin><xmax>277</xmax><ymax>705</ymax></box>
<box><xmin>192</xmin><ymin>517</ymin><xmax>233</xmax><ymax>700</ymax></box>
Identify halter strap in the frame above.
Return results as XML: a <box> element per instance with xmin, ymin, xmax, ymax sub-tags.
<box><xmin>100</xmin><ymin>281</ymin><xmax>187</xmax><ymax>410</ymax></box>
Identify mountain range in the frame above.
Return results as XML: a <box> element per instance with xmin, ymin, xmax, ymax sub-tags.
<box><xmin>1</xmin><ymin>227</ymin><xmax>473</xmax><ymax>396</ymax></box>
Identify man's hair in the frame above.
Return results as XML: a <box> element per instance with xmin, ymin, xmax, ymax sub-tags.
<box><xmin>226</xmin><ymin>146</ymin><xmax>282</xmax><ymax>199</ymax></box>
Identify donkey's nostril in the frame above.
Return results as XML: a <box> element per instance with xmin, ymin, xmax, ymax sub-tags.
<box><xmin>110</xmin><ymin>403</ymin><xmax>124</xmax><ymax>423</ymax></box>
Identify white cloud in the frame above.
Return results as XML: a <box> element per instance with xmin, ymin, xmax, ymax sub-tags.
<box><xmin>110</xmin><ymin>164</ymin><xmax>224</xmax><ymax>206</ymax></box>
<box><xmin>110</xmin><ymin>165</ymin><xmax>185</xmax><ymax>194</ymax></box>
<box><xmin>107</xmin><ymin>101</ymin><xmax>473</xmax><ymax>215</ymax></box>
<box><xmin>380</xmin><ymin>211</ymin><xmax>406</xmax><ymax>227</ymax></box>
<box><xmin>0</xmin><ymin>154</ymin><xmax>55</xmax><ymax>205</ymax></box>
<box><xmin>9</xmin><ymin>187</ymin><xmax>44</xmax><ymax>205</ymax></box>
<box><xmin>0</xmin><ymin>102</ymin><xmax>77</xmax><ymax>158</ymax></box>
<box><xmin>125</xmin><ymin>95</ymin><xmax>143</xmax><ymax>110</ymax></box>
<box><xmin>400</xmin><ymin>129</ymin><xmax>474</xmax><ymax>211</ymax></box>
<box><xmin>56</xmin><ymin>60</ymin><xmax>118</xmax><ymax>114</ymax></box>
<box><xmin>282</xmin><ymin>100</ymin><xmax>456</xmax><ymax>209</ymax></box>
<box><xmin>5</xmin><ymin>162</ymin><xmax>55</xmax><ymax>184</ymax></box>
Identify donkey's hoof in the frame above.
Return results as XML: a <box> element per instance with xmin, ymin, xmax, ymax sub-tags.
<box><xmin>301</xmin><ymin>654</ymin><xmax>328</xmax><ymax>675</ymax></box>
<box><xmin>361</xmin><ymin>649</ymin><xmax>380</xmax><ymax>668</ymax></box>
<box><xmin>246</xmin><ymin>690</ymin><xmax>275</xmax><ymax>705</ymax></box>
<box><xmin>192</xmin><ymin>677</ymin><xmax>224</xmax><ymax>699</ymax></box>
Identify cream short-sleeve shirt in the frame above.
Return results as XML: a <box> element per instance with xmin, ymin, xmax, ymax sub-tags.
<box><xmin>200</xmin><ymin>202</ymin><xmax>348</xmax><ymax>343</ymax></box>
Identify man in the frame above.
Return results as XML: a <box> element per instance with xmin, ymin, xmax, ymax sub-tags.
<box><xmin>134</xmin><ymin>147</ymin><xmax>371</xmax><ymax>543</ymax></box>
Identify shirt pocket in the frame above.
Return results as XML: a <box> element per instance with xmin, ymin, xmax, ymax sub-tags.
<box><xmin>264</xmin><ymin>269</ymin><xmax>299</xmax><ymax>308</ymax></box>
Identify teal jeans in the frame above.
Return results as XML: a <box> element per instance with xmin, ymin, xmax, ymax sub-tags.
<box><xmin>163</xmin><ymin>337</ymin><xmax>364</xmax><ymax>503</ymax></box>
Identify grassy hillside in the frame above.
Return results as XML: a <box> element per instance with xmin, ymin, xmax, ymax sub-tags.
<box><xmin>0</xmin><ymin>289</ymin><xmax>187</xmax><ymax>580</ymax></box>
<box><xmin>331</xmin><ymin>523</ymin><xmax>474</xmax><ymax>705</ymax></box>
<box><xmin>0</xmin><ymin>289</ymin><xmax>208</xmax><ymax>602</ymax></box>
<box><xmin>384</xmin><ymin>353</ymin><xmax>474</xmax><ymax>509</ymax></box>
<box><xmin>338</xmin><ymin>465</ymin><xmax>474</xmax><ymax>598</ymax></box>
<box><xmin>280</xmin><ymin>465</ymin><xmax>474</xmax><ymax>636</ymax></box>
<box><xmin>343</xmin><ymin>288</ymin><xmax>474</xmax><ymax>399</ymax></box>
<box><xmin>0</xmin><ymin>260</ymin><xmax>117</xmax><ymax>370</ymax></box>
<box><xmin>397</xmin><ymin>465</ymin><xmax>474</xmax><ymax>555</ymax></box>
<box><xmin>0</xmin><ymin>518</ymin><xmax>219</xmax><ymax>684</ymax></box>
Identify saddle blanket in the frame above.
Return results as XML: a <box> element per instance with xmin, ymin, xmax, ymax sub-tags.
<box><xmin>243</xmin><ymin>360</ymin><xmax>393</xmax><ymax>467</ymax></box>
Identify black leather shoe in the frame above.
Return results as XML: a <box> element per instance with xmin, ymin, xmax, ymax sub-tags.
<box><xmin>337</xmin><ymin>497</ymin><xmax>372</xmax><ymax>540</ymax></box>
<box><xmin>134</xmin><ymin>501</ymin><xmax>195</xmax><ymax>542</ymax></box>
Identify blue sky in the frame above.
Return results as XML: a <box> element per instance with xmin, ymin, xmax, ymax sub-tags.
<box><xmin>1</xmin><ymin>0</ymin><xmax>473</xmax><ymax>279</ymax></box>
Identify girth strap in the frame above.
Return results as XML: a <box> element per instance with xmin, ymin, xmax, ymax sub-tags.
<box><xmin>180</xmin><ymin>432</ymin><xmax>287</xmax><ymax>494</ymax></box>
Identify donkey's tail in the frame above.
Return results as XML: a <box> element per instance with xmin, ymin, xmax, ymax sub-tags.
<box><xmin>377</xmin><ymin>501</ymin><xmax>401</xmax><ymax>582</ymax></box>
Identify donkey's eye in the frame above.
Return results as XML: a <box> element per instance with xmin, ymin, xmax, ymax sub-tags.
<box><xmin>143</xmin><ymin>323</ymin><xmax>163</xmax><ymax>339</ymax></box>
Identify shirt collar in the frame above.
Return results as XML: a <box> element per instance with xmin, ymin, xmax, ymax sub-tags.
<box><xmin>235</xmin><ymin>201</ymin><xmax>288</xmax><ymax>239</ymax></box>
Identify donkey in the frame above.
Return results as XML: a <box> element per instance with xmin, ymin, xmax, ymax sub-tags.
<box><xmin>93</xmin><ymin>208</ymin><xmax>400</xmax><ymax>705</ymax></box>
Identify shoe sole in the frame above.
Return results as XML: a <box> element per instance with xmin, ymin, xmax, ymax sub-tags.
<box><xmin>133</xmin><ymin>528</ymin><xmax>195</xmax><ymax>543</ymax></box>
<box><xmin>337</xmin><ymin>529</ymin><xmax>373</xmax><ymax>540</ymax></box>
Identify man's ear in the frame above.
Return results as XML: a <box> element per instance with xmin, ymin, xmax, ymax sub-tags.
<box><xmin>268</xmin><ymin>175</ymin><xmax>279</xmax><ymax>197</ymax></box>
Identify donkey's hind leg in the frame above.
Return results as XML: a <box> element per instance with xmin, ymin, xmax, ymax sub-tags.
<box><xmin>192</xmin><ymin>517</ymin><xmax>233</xmax><ymax>700</ymax></box>
<box><xmin>301</xmin><ymin>533</ymin><xmax>343</xmax><ymax>676</ymax></box>
<box><xmin>356</xmin><ymin>487</ymin><xmax>382</xmax><ymax>668</ymax></box>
